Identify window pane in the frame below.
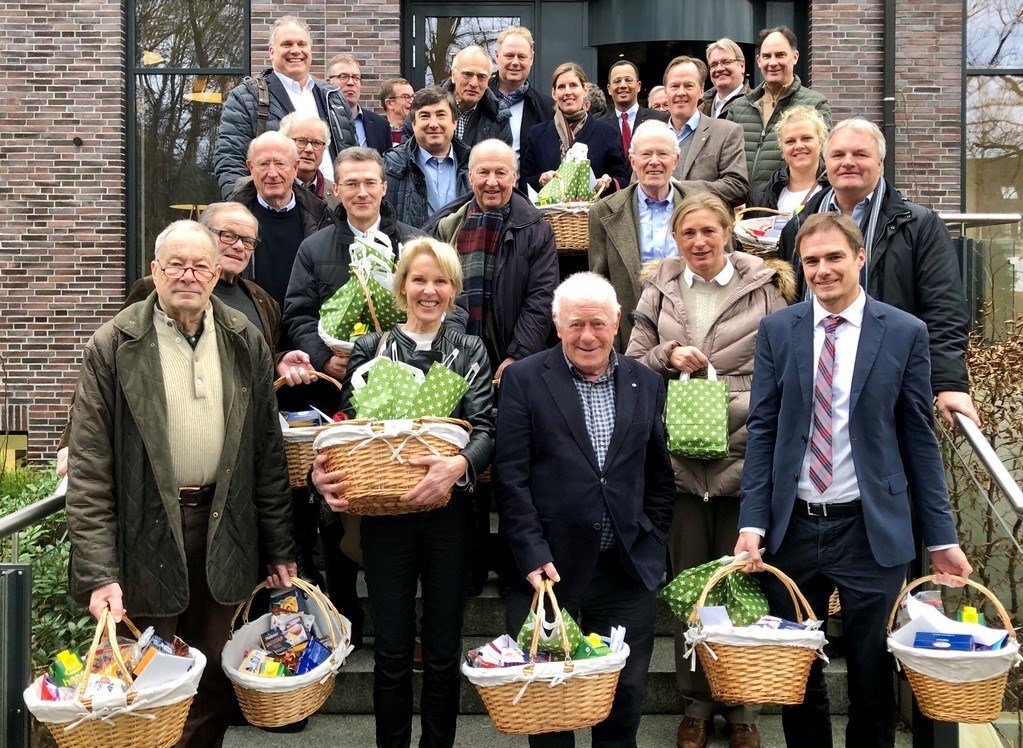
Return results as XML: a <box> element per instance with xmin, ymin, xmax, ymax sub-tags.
<box><xmin>967</xmin><ymin>0</ymin><xmax>1023</xmax><ymax>68</ymax></box>
<box><xmin>134</xmin><ymin>74</ymin><xmax>241</xmax><ymax>272</ymax></box>
<box><xmin>135</xmin><ymin>0</ymin><xmax>246</xmax><ymax>69</ymax></box>
<box><xmin>965</xmin><ymin>74</ymin><xmax>1023</xmax><ymax>327</ymax></box>
<box><xmin>423</xmin><ymin>16</ymin><xmax>517</xmax><ymax>85</ymax></box>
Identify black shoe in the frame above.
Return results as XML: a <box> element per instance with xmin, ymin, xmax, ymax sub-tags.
<box><xmin>261</xmin><ymin>717</ymin><xmax>309</xmax><ymax>733</ymax></box>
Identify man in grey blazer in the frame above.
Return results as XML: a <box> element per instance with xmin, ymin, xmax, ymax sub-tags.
<box><xmin>589</xmin><ymin>120</ymin><xmax>686</xmax><ymax>351</ymax></box>
<box><xmin>663</xmin><ymin>55</ymin><xmax>748</xmax><ymax>208</ymax></box>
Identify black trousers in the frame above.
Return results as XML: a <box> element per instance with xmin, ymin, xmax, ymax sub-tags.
<box><xmin>760</xmin><ymin>510</ymin><xmax>907</xmax><ymax>748</ymax></box>
<box><xmin>361</xmin><ymin>496</ymin><xmax>472</xmax><ymax>748</ymax></box>
<box><xmin>505</xmin><ymin>549</ymin><xmax>658</xmax><ymax>748</ymax></box>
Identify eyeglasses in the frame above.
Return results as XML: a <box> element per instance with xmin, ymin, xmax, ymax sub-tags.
<box><xmin>252</xmin><ymin>158</ymin><xmax>295</xmax><ymax>172</ymax></box>
<box><xmin>210</xmin><ymin>228</ymin><xmax>259</xmax><ymax>250</ymax></box>
<box><xmin>456</xmin><ymin>69</ymin><xmax>490</xmax><ymax>83</ymax></box>
<box><xmin>387</xmin><ymin>93</ymin><xmax>414</xmax><ymax>102</ymax></box>
<box><xmin>156</xmin><ymin>261</ymin><xmax>216</xmax><ymax>282</ymax></box>
<box><xmin>339</xmin><ymin>178</ymin><xmax>384</xmax><ymax>191</ymax></box>
<box><xmin>292</xmin><ymin>137</ymin><xmax>327</xmax><ymax>151</ymax></box>
<box><xmin>609</xmin><ymin>76</ymin><xmax>637</xmax><ymax>86</ymax></box>
<box><xmin>709</xmin><ymin>58</ymin><xmax>741</xmax><ymax>70</ymax></box>
<box><xmin>328</xmin><ymin>73</ymin><xmax>362</xmax><ymax>83</ymax></box>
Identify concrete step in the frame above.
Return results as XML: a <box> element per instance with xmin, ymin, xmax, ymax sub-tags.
<box><xmin>224</xmin><ymin>712</ymin><xmax>910</xmax><ymax>747</ymax></box>
<box><xmin>318</xmin><ymin>636</ymin><xmax>849</xmax><ymax>716</ymax></box>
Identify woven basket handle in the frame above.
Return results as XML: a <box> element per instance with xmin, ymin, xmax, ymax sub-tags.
<box><xmin>885</xmin><ymin>574</ymin><xmax>1016</xmax><ymax>636</ymax></box>
<box><xmin>273</xmin><ymin>370</ymin><xmax>344</xmax><ymax>392</ymax></box>
<box><xmin>687</xmin><ymin>558</ymin><xmax>817</xmax><ymax>625</ymax></box>
<box><xmin>232</xmin><ymin>576</ymin><xmax>349</xmax><ymax>650</ymax></box>
<box><xmin>351</xmin><ymin>268</ymin><xmax>382</xmax><ymax>334</ymax></box>
<box><xmin>79</xmin><ymin>608</ymin><xmax>140</xmax><ymax>694</ymax></box>
<box><xmin>734</xmin><ymin>206</ymin><xmax>787</xmax><ymax>221</ymax></box>
<box><xmin>525</xmin><ymin>579</ymin><xmax>573</xmax><ymax>664</ymax></box>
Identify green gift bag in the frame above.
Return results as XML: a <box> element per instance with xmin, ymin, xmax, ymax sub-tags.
<box><xmin>516</xmin><ymin>600</ymin><xmax>586</xmax><ymax>656</ymax></box>
<box><xmin>353</xmin><ymin>357</ymin><xmax>422</xmax><ymax>420</ymax></box>
<box><xmin>319</xmin><ymin>278</ymin><xmax>365</xmax><ymax>340</ymax></box>
<box><xmin>661</xmin><ymin>556</ymin><xmax>769</xmax><ymax>626</ymax></box>
<box><xmin>403</xmin><ymin>357</ymin><xmax>471</xmax><ymax>419</ymax></box>
<box><xmin>665</xmin><ymin>363</ymin><xmax>730</xmax><ymax>459</ymax></box>
<box><xmin>535</xmin><ymin>143</ymin><xmax>595</xmax><ymax>205</ymax></box>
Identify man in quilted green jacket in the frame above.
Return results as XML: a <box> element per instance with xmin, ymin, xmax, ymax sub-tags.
<box><xmin>65</xmin><ymin>220</ymin><xmax>297</xmax><ymax>747</ymax></box>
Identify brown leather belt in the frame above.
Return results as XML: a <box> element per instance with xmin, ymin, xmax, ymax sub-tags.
<box><xmin>178</xmin><ymin>485</ymin><xmax>216</xmax><ymax>506</ymax></box>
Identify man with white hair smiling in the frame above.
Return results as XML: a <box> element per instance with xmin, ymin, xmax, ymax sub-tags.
<box><xmin>494</xmin><ymin>272</ymin><xmax>675</xmax><ymax>747</ymax></box>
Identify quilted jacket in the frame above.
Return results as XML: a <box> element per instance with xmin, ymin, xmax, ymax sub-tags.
<box><xmin>625</xmin><ymin>252</ymin><xmax>795</xmax><ymax>498</ymax></box>
<box><xmin>66</xmin><ymin>294</ymin><xmax>296</xmax><ymax>616</ymax></box>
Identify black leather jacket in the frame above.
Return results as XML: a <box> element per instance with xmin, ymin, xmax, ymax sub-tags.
<box><xmin>340</xmin><ymin>326</ymin><xmax>495</xmax><ymax>484</ymax></box>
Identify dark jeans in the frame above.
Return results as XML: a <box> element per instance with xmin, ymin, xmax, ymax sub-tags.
<box><xmin>131</xmin><ymin>504</ymin><xmax>237</xmax><ymax>748</ymax></box>
<box><xmin>361</xmin><ymin>496</ymin><xmax>472</xmax><ymax>748</ymax></box>
<box><xmin>761</xmin><ymin>510</ymin><xmax>907</xmax><ymax>748</ymax></box>
<box><xmin>505</xmin><ymin>549</ymin><xmax>658</xmax><ymax>748</ymax></box>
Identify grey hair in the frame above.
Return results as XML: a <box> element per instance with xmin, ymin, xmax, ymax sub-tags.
<box><xmin>153</xmin><ymin>220</ymin><xmax>219</xmax><ymax>263</ymax></box>
<box><xmin>552</xmin><ymin>272</ymin><xmax>621</xmax><ymax>325</ymax></box>
<box><xmin>825</xmin><ymin>117</ymin><xmax>886</xmax><ymax>161</ymax></box>
<box><xmin>269</xmin><ymin>16</ymin><xmax>311</xmax><ymax>47</ymax></box>
<box><xmin>198</xmin><ymin>202</ymin><xmax>258</xmax><ymax>233</ymax></box>
<box><xmin>246</xmin><ymin>130</ymin><xmax>299</xmax><ymax>162</ymax></box>
<box><xmin>452</xmin><ymin>45</ymin><xmax>491</xmax><ymax>70</ymax></box>
<box><xmin>706</xmin><ymin>37</ymin><xmax>744</xmax><ymax>61</ymax></box>
<box><xmin>468</xmin><ymin>139</ymin><xmax>519</xmax><ymax>175</ymax></box>
<box><xmin>279</xmin><ymin>112</ymin><xmax>331</xmax><ymax>147</ymax></box>
<box><xmin>629</xmin><ymin>119</ymin><xmax>681</xmax><ymax>156</ymax></box>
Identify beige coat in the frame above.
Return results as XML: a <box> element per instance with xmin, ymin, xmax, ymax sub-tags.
<box><xmin>625</xmin><ymin>251</ymin><xmax>795</xmax><ymax>498</ymax></box>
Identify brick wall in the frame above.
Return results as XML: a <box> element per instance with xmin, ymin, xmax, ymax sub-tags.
<box><xmin>0</xmin><ymin>3</ymin><xmax>126</xmax><ymax>458</ymax></box>
<box><xmin>809</xmin><ymin>0</ymin><xmax>963</xmax><ymax>212</ymax></box>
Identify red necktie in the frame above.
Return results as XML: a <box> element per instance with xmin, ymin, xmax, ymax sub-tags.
<box><xmin>620</xmin><ymin>112</ymin><xmax>631</xmax><ymax>155</ymax></box>
<box><xmin>808</xmin><ymin>315</ymin><xmax>845</xmax><ymax>494</ymax></box>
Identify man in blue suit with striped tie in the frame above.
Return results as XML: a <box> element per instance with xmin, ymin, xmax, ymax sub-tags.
<box><xmin>734</xmin><ymin>212</ymin><xmax>972</xmax><ymax>748</ymax></box>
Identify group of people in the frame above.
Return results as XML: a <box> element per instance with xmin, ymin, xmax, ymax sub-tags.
<box><xmin>58</xmin><ymin>11</ymin><xmax>982</xmax><ymax>748</ymax></box>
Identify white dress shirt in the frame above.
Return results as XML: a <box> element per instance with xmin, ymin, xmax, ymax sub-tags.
<box><xmin>615</xmin><ymin>102</ymin><xmax>640</xmax><ymax>134</ymax></box>
<box><xmin>713</xmin><ymin>84</ymin><xmax>746</xmax><ymax>118</ymax></box>
<box><xmin>273</xmin><ymin>71</ymin><xmax>333</xmax><ymax>183</ymax></box>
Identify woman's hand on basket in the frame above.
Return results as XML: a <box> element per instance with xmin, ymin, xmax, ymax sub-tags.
<box><xmin>733</xmin><ymin>533</ymin><xmax>766</xmax><ymax>572</ymax></box>
<box><xmin>89</xmin><ymin>582</ymin><xmax>124</xmax><ymax>623</ymax></box>
<box><xmin>312</xmin><ymin>452</ymin><xmax>351</xmax><ymax>511</ymax></box>
<box><xmin>931</xmin><ymin>546</ymin><xmax>972</xmax><ymax>587</ymax></box>
<box><xmin>669</xmin><ymin>345</ymin><xmax>709</xmax><ymax>374</ymax></box>
<box><xmin>266</xmin><ymin>561</ymin><xmax>297</xmax><ymax>589</ymax></box>
<box><xmin>402</xmin><ymin>454</ymin><xmax>468</xmax><ymax>507</ymax></box>
<box><xmin>594</xmin><ymin>174</ymin><xmax>613</xmax><ymax>194</ymax></box>
<box><xmin>277</xmin><ymin>350</ymin><xmax>316</xmax><ymax>385</ymax></box>
<box><xmin>539</xmin><ymin>170</ymin><xmax>557</xmax><ymax>187</ymax></box>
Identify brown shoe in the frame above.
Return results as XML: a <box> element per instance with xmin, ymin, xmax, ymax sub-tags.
<box><xmin>676</xmin><ymin>716</ymin><xmax>710</xmax><ymax>748</ymax></box>
<box><xmin>729</xmin><ymin>723</ymin><xmax>761</xmax><ymax>748</ymax></box>
<box><xmin>412</xmin><ymin>640</ymin><xmax>424</xmax><ymax>672</ymax></box>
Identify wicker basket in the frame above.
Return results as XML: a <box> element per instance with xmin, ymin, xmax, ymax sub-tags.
<box><xmin>887</xmin><ymin>575</ymin><xmax>1017</xmax><ymax>723</ymax></box>
<box><xmin>688</xmin><ymin>559</ymin><xmax>821</xmax><ymax>705</ymax></box>
<box><xmin>227</xmin><ymin>577</ymin><xmax>349</xmax><ymax>728</ymax></box>
<box><xmin>732</xmin><ymin>206</ymin><xmax>788</xmax><ymax>257</ymax></box>
<box><xmin>539</xmin><ymin>181</ymin><xmax>606</xmax><ymax>255</ymax></box>
<box><xmin>37</xmin><ymin>610</ymin><xmax>196</xmax><ymax>748</ymax></box>
<box><xmin>274</xmin><ymin>370</ymin><xmax>344</xmax><ymax>488</ymax></box>
<box><xmin>316</xmin><ymin>417</ymin><xmax>472</xmax><ymax>515</ymax></box>
<box><xmin>467</xmin><ymin>580</ymin><xmax>624</xmax><ymax>735</ymax></box>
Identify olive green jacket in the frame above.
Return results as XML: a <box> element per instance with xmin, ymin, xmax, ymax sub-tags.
<box><xmin>726</xmin><ymin>75</ymin><xmax>831</xmax><ymax>192</ymax></box>
<box><xmin>66</xmin><ymin>293</ymin><xmax>295</xmax><ymax>616</ymax></box>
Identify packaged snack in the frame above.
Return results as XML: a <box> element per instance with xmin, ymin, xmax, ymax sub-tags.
<box><xmin>270</xmin><ymin>588</ymin><xmax>307</xmax><ymax>616</ymax></box>
<box><xmin>259</xmin><ymin>627</ymin><xmax>291</xmax><ymax>656</ymax></box>
<box><xmin>83</xmin><ymin>673</ymin><xmax>127</xmax><ymax>698</ymax></box>
<box><xmin>913</xmin><ymin>632</ymin><xmax>974</xmax><ymax>651</ymax></box>
<box><xmin>500</xmin><ymin>647</ymin><xmax>527</xmax><ymax>667</ymax></box>
<box><xmin>751</xmin><ymin>615</ymin><xmax>812</xmax><ymax>631</ymax></box>
<box><xmin>269</xmin><ymin>648</ymin><xmax>302</xmax><ymax>674</ymax></box>
<box><xmin>271</xmin><ymin>613</ymin><xmax>313</xmax><ymax>649</ymax></box>
<box><xmin>285</xmin><ymin>410</ymin><xmax>323</xmax><ymax>428</ymax></box>
<box><xmin>49</xmin><ymin>650</ymin><xmax>86</xmax><ymax>688</ymax></box>
<box><xmin>39</xmin><ymin>676</ymin><xmax>62</xmax><ymax>701</ymax></box>
<box><xmin>572</xmin><ymin>633</ymin><xmax>612</xmax><ymax>660</ymax></box>
<box><xmin>240</xmin><ymin>649</ymin><xmax>268</xmax><ymax>674</ymax></box>
<box><xmin>258</xmin><ymin>659</ymin><xmax>289</xmax><ymax>678</ymax></box>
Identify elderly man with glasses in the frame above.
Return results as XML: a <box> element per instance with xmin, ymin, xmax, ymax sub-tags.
<box><xmin>327</xmin><ymin>53</ymin><xmax>392</xmax><ymax>155</ymax></box>
<box><xmin>438</xmin><ymin>45</ymin><xmax>512</xmax><ymax>148</ymax></box>
<box><xmin>65</xmin><ymin>218</ymin><xmax>298</xmax><ymax>748</ymax></box>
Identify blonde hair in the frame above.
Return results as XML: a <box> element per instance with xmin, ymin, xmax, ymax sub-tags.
<box><xmin>497</xmin><ymin>26</ymin><xmax>534</xmax><ymax>49</ymax></box>
<box><xmin>671</xmin><ymin>191</ymin><xmax>733</xmax><ymax>237</ymax></box>
<box><xmin>775</xmin><ymin>105</ymin><xmax>828</xmax><ymax>145</ymax></box>
<box><xmin>393</xmin><ymin>237</ymin><xmax>463</xmax><ymax>313</ymax></box>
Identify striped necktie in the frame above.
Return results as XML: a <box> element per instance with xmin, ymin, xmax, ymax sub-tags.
<box><xmin>808</xmin><ymin>315</ymin><xmax>845</xmax><ymax>494</ymax></box>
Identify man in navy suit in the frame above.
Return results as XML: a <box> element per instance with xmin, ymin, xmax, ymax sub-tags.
<box><xmin>327</xmin><ymin>53</ymin><xmax>392</xmax><ymax>155</ymax></box>
<box><xmin>598</xmin><ymin>60</ymin><xmax>669</xmax><ymax>162</ymax></box>
<box><xmin>734</xmin><ymin>213</ymin><xmax>972</xmax><ymax>748</ymax></box>
<box><xmin>495</xmin><ymin>272</ymin><xmax>675</xmax><ymax>747</ymax></box>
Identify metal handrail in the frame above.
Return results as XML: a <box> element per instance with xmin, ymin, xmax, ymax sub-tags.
<box><xmin>938</xmin><ymin>212</ymin><xmax>1021</xmax><ymax>230</ymax></box>
<box><xmin>0</xmin><ymin>476</ymin><xmax>66</xmax><ymax>539</ymax></box>
<box><xmin>953</xmin><ymin>412</ymin><xmax>1023</xmax><ymax>518</ymax></box>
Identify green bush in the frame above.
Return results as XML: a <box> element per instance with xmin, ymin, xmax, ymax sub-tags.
<box><xmin>1</xmin><ymin>466</ymin><xmax>93</xmax><ymax>672</ymax></box>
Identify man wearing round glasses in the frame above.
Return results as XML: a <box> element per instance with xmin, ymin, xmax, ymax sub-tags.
<box><xmin>327</xmin><ymin>53</ymin><xmax>391</xmax><ymax>155</ymax></box>
<box><xmin>699</xmin><ymin>38</ymin><xmax>750</xmax><ymax>119</ymax></box>
<box><xmin>440</xmin><ymin>45</ymin><xmax>511</xmax><ymax>148</ymax></box>
<box><xmin>277</xmin><ymin>112</ymin><xmax>338</xmax><ymax>207</ymax></box>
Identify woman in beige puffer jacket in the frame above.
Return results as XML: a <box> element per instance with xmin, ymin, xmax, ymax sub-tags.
<box><xmin>625</xmin><ymin>191</ymin><xmax>796</xmax><ymax>743</ymax></box>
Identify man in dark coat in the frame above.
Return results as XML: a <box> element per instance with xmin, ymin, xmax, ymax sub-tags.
<box><xmin>445</xmin><ymin>45</ymin><xmax>512</xmax><ymax>147</ymax></box>
<box><xmin>213</xmin><ymin>15</ymin><xmax>357</xmax><ymax>198</ymax></box>
<box><xmin>384</xmin><ymin>87</ymin><xmax>471</xmax><ymax>229</ymax></box>
<box><xmin>327</xmin><ymin>53</ymin><xmax>392</xmax><ymax>155</ymax></box>
<box><xmin>599</xmin><ymin>60</ymin><xmax>669</xmax><ymax>164</ymax></box>
<box><xmin>777</xmin><ymin>117</ymin><xmax>980</xmax><ymax>428</ymax></box>
<box><xmin>494</xmin><ymin>272</ymin><xmax>675</xmax><ymax>747</ymax></box>
<box><xmin>698</xmin><ymin>38</ymin><xmax>750</xmax><ymax>119</ymax></box>
<box><xmin>66</xmin><ymin>220</ymin><xmax>297</xmax><ymax>747</ymax></box>
<box><xmin>489</xmin><ymin>26</ymin><xmax>553</xmax><ymax>156</ymax></box>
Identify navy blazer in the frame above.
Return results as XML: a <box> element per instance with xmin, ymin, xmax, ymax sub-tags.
<box><xmin>520</xmin><ymin>116</ymin><xmax>631</xmax><ymax>194</ymax></box>
<box><xmin>494</xmin><ymin>348</ymin><xmax>675</xmax><ymax>601</ymax></box>
<box><xmin>360</xmin><ymin>108</ymin><xmax>392</xmax><ymax>154</ymax></box>
<box><xmin>738</xmin><ymin>296</ymin><xmax>959</xmax><ymax>568</ymax></box>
